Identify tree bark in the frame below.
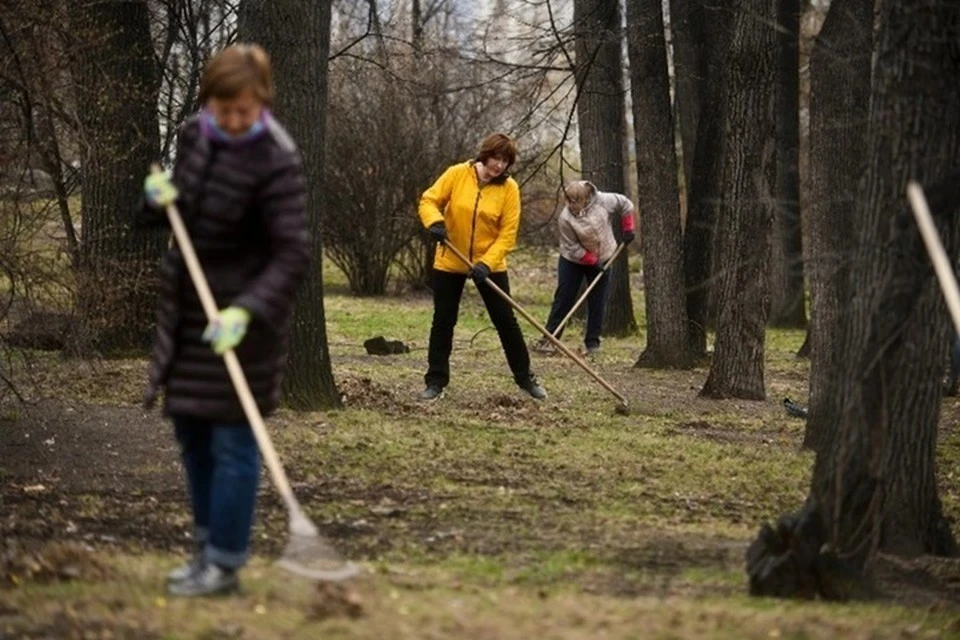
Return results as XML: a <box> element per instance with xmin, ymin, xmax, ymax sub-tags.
<box><xmin>240</xmin><ymin>0</ymin><xmax>341</xmax><ymax>409</ymax></box>
<box><xmin>802</xmin><ymin>0</ymin><xmax>872</xmax><ymax>452</ymax></box>
<box><xmin>768</xmin><ymin>0</ymin><xmax>806</xmax><ymax>328</ymax></box>
<box><xmin>668</xmin><ymin>0</ymin><xmax>706</xmax><ymax>208</ymax></box>
<box><xmin>68</xmin><ymin>0</ymin><xmax>163</xmax><ymax>354</ymax></box>
<box><xmin>700</xmin><ymin>0</ymin><xmax>775</xmax><ymax>400</ymax></box>
<box><xmin>682</xmin><ymin>0</ymin><xmax>727</xmax><ymax>357</ymax></box>
<box><xmin>810</xmin><ymin>0</ymin><xmax>960</xmax><ymax>564</ymax></box>
<box><xmin>627</xmin><ymin>0</ymin><xmax>693</xmax><ymax>368</ymax></box>
<box><xmin>574</xmin><ymin>0</ymin><xmax>636</xmax><ymax>337</ymax></box>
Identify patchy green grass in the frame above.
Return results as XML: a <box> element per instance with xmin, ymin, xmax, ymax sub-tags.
<box><xmin>4</xmin><ymin>248</ymin><xmax>960</xmax><ymax>638</ymax></box>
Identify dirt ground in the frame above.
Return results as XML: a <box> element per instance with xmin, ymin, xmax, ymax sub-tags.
<box><xmin>4</xmin><ymin>332</ymin><xmax>960</xmax><ymax>637</ymax></box>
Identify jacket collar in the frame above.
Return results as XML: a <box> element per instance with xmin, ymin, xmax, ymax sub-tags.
<box><xmin>471</xmin><ymin>159</ymin><xmax>510</xmax><ymax>185</ymax></box>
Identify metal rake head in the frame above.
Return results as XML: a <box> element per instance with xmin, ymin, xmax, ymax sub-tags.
<box><xmin>276</xmin><ymin>515</ymin><xmax>360</xmax><ymax>582</ymax></box>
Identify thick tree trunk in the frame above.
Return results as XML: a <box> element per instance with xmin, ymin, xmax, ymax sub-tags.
<box><xmin>811</xmin><ymin>0</ymin><xmax>960</xmax><ymax>563</ymax></box>
<box><xmin>768</xmin><ymin>0</ymin><xmax>806</xmax><ymax>328</ymax></box>
<box><xmin>802</xmin><ymin>0</ymin><xmax>872</xmax><ymax>452</ymax></box>
<box><xmin>627</xmin><ymin>0</ymin><xmax>693</xmax><ymax>368</ymax></box>
<box><xmin>574</xmin><ymin>0</ymin><xmax>636</xmax><ymax>337</ymax></box>
<box><xmin>240</xmin><ymin>0</ymin><xmax>341</xmax><ymax>409</ymax></box>
<box><xmin>699</xmin><ymin>0</ymin><xmax>775</xmax><ymax>400</ymax></box>
<box><xmin>682</xmin><ymin>0</ymin><xmax>727</xmax><ymax>357</ymax></box>
<box><xmin>69</xmin><ymin>0</ymin><xmax>163</xmax><ymax>354</ymax></box>
<box><xmin>747</xmin><ymin>1</ymin><xmax>960</xmax><ymax>601</ymax></box>
<box><xmin>668</xmin><ymin>0</ymin><xmax>705</xmax><ymax>206</ymax></box>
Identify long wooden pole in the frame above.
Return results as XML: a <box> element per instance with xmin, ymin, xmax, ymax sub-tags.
<box><xmin>443</xmin><ymin>240</ymin><xmax>629</xmax><ymax>409</ymax></box>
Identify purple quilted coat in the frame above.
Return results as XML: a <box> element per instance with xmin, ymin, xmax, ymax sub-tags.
<box><xmin>141</xmin><ymin>111</ymin><xmax>310</xmax><ymax>421</ymax></box>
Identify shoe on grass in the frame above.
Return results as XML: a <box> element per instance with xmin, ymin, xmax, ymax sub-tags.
<box><xmin>419</xmin><ymin>385</ymin><xmax>443</xmax><ymax>402</ymax></box>
<box><xmin>518</xmin><ymin>375</ymin><xmax>547</xmax><ymax>400</ymax></box>
<box><xmin>166</xmin><ymin>551</ymin><xmax>204</xmax><ymax>583</ymax></box>
<box><xmin>531</xmin><ymin>337</ymin><xmax>556</xmax><ymax>354</ymax></box>
<box><xmin>167</xmin><ymin>563</ymin><xmax>239</xmax><ymax>598</ymax></box>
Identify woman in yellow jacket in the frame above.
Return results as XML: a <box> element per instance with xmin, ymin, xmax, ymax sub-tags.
<box><xmin>418</xmin><ymin>133</ymin><xmax>546</xmax><ymax>402</ymax></box>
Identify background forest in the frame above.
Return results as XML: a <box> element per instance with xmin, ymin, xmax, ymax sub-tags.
<box><xmin>2</xmin><ymin>0</ymin><xmax>960</xmax><ymax>637</ymax></box>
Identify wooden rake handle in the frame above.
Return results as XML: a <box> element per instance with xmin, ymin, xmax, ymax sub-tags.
<box><xmin>907</xmin><ymin>181</ymin><xmax>960</xmax><ymax>335</ymax></box>
<box><xmin>152</xmin><ymin>164</ymin><xmax>304</xmax><ymax>519</ymax></box>
<box><xmin>442</xmin><ymin>240</ymin><xmax>628</xmax><ymax>407</ymax></box>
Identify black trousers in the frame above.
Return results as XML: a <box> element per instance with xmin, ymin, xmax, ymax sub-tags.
<box><xmin>425</xmin><ymin>269</ymin><xmax>533</xmax><ymax>389</ymax></box>
<box><xmin>543</xmin><ymin>256</ymin><xmax>610</xmax><ymax>348</ymax></box>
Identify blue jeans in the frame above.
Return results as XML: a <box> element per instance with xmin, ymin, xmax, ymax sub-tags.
<box><xmin>544</xmin><ymin>257</ymin><xmax>610</xmax><ymax>348</ymax></box>
<box><xmin>173</xmin><ymin>415</ymin><xmax>260</xmax><ymax>570</ymax></box>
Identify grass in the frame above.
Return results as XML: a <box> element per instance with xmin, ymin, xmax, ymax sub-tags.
<box><xmin>5</xmin><ymin>247</ymin><xmax>960</xmax><ymax>638</ymax></box>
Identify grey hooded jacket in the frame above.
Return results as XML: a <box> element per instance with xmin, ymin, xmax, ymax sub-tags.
<box><xmin>558</xmin><ymin>181</ymin><xmax>635</xmax><ymax>265</ymax></box>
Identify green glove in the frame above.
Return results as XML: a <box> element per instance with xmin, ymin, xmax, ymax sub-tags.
<box><xmin>202</xmin><ymin>306</ymin><xmax>251</xmax><ymax>355</ymax></box>
<box><xmin>144</xmin><ymin>169</ymin><xmax>179</xmax><ymax>208</ymax></box>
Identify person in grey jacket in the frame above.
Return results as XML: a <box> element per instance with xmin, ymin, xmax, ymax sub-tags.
<box><xmin>533</xmin><ymin>180</ymin><xmax>636</xmax><ymax>355</ymax></box>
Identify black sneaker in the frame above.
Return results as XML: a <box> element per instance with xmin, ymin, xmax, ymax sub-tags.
<box><xmin>419</xmin><ymin>385</ymin><xmax>443</xmax><ymax>402</ymax></box>
<box><xmin>519</xmin><ymin>376</ymin><xmax>547</xmax><ymax>400</ymax></box>
<box><xmin>167</xmin><ymin>563</ymin><xmax>239</xmax><ymax>597</ymax></box>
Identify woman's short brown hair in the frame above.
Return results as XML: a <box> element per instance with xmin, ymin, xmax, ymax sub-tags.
<box><xmin>476</xmin><ymin>133</ymin><xmax>518</xmax><ymax>167</ymax></box>
<box><xmin>199</xmin><ymin>43</ymin><xmax>274</xmax><ymax>106</ymax></box>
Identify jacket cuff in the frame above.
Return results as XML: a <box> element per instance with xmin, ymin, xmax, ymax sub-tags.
<box><xmin>231</xmin><ymin>295</ymin><xmax>275</xmax><ymax>333</ymax></box>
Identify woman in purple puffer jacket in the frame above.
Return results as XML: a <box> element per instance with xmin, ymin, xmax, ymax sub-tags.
<box><xmin>139</xmin><ymin>44</ymin><xmax>310</xmax><ymax>598</ymax></box>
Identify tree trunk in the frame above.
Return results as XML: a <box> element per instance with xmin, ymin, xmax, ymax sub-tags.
<box><xmin>667</xmin><ymin>0</ymin><xmax>706</xmax><ymax>207</ymax></box>
<box><xmin>574</xmin><ymin>0</ymin><xmax>636</xmax><ymax>337</ymax></box>
<box><xmin>802</xmin><ymin>0</ymin><xmax>872</xmax><ymax>452</ymax></box>
<box><xmin>768</xmin><ymin>0</ymin><xmax>806</xmax><ymax>328</ymax></box>
<box><xmin>810</xmin><ymin>0</ymin><xmax>960</xmax><ymax>565</ymax></box>
<box><xmin>240</xmin><ymin>0</ymin><xmax>341</xmax><ymax>409</ymax></box>
<box><xmin>68</xmin><ymin>0</ymin><xmax>163</xmax><ymax>354</ymax></box>
<box><xmin>682</xmin><ymin>0</ymin><xmax>727</xmax><ymax>357</ymax></box>
<box><xmin>699</xmin><ymin>0</ymin><xmax>775</xmax><ymax>401</ymax></box>
<box><xmin>627</xmin><ymin>0</ymin><xmax>693</xmax><ymax>368</ymax></box>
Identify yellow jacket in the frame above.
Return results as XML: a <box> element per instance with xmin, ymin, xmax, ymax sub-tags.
<box><xmin>419</xmin><ymin>161</ymin><xmax>521</xmax><ymax>274</ymax></box>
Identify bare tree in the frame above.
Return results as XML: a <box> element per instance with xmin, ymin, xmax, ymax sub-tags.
<box><xmin>802</xmin><ymin>0</ymin><xmax>872</xmax><ymax>452</ymax></box>
<box><xmin>239</xmin><ymin>0</ymin><xmax>340</xmax><ymax>409</ymax></box>
<box><xmin>699</xmin><ymin>0</ymin><xmax>776</xmax><ymax>400</ymax></box>
<box><xmin>668</xmin><ymin>0</ymin><xmax>706</xmax><ymax>206</ymax></box>
<box><xmin>683</xmin><ymin>0</ymin><xmax>727</xmax><ymax>357</ymax></box>
<box><xmin>811</xmin><ymin>0</ymin><xmax>960</xmax><ymax>558</ymax></box>
<box><xmin>573</xmin><ymin>0</ymin><xmax>635</xmax><ymax>337</ymax></box>
<box><xmin>748</xmin><ymin>0</ymin><xmax>960</xmax><ymax>599</ymax></box>
<box><xmin>68</xmin><ymin>0</ymin><xmax>164</xmax><ymax>353</ymax></box>
<box><xmin>768</xmin><ymin>0</ymin><xmax>805</xmax><ymax>328</ymax></box>
<box><xmin>153</xmin><ymin>0</ymin><xmax>238</xmax><ymax>161</ymax></box>
<box><xmin>627</xmin><ymin>0</ymin><xmax>692</xmax><ymax>368</ymax></box>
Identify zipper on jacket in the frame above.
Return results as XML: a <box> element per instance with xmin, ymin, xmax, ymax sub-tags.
<box><xmin>470</xmin><ymin>166</ymin><xmax>483</xmax><ymax>263</ymax></box>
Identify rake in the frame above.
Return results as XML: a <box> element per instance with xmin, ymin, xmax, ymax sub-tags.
<box><xmin>154</xmin><ymin>165</ymin><xmax>358</xmax><ymax>582</ymax></box>
<box><xmin>443</xmin><ymin>240</ymin><xmax>631</xmax><ymax>415</ymax></box>
<box><xmin>908</xmin><ymin>181</ymin><xmax>960</xmax><ymax>338</ymax></box>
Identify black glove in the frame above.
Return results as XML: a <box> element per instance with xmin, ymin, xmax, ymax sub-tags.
<box><xmin>428</xmin><ymin>222</ymin><xmax>447</xmax><ymax>243</ymax></box>
<box><xmin>470</xmin><ymin>262</ymin><xmax>490</xmax><ymax>285</ymax></box>
<box><xmin>622</xmin><ymin>230</ymin><xmax>636</xmax><ymax>245</ymax></box>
